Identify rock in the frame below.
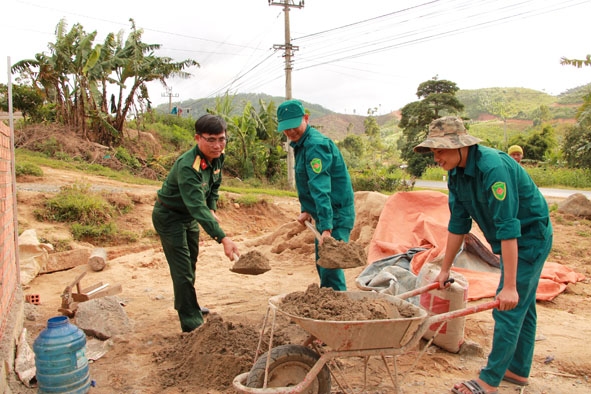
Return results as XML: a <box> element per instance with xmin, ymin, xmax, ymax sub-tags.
<box><xmin>458</xmin><ymin>340</ymin><xmax>485</xmax><ymax>357</ymax></box>
<box><xmin>557</xmin><ymin>193</ymin><xmax>591</xmax><ymax>218</ymax></box>
<box><xmin>75</xmin><ymin>296</ymin><xmax>133</xmax><ymax>340</ymax></box>
<box><xmin>18</xmin><ymin>229</ymin><xmax>53</xmax><ymax>284</ymax></box>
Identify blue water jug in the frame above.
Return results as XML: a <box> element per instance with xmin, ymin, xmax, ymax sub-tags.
<box><xmin>33</xmin><ymin>316</ymin><xmax>91</xmax><ymax>394</ymax></box>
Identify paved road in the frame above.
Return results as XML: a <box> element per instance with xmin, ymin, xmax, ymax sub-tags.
<box><xmin>16</xmin><ymin>179</ymin><xmax>590</xmax><ymax>200</ymax></box>
<box><xmin>415</xmin><ymin>180</ymin><xmax>591</xmax><ymax>200</ymax></box>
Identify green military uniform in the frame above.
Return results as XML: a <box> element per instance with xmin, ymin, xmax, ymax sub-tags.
<box><xmin>447</xmin><ymin>144</ymin><xmax>553</xmax><ymax>386</ymax></box>
<box><xmin>291</xmin><ymin>125</ymin><xmax>356</xmax><ymax>291</ymax></box>
<box><xmin>152</xmin><ymin>145</ymin><xmax>225</xmax><ymax>332</ymax></box>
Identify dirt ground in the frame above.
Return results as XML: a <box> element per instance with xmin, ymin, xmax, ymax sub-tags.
<box><xmin>10</xmin><ymin>166</ymin><xmax>591</xmax><ymax>394</ymax></box>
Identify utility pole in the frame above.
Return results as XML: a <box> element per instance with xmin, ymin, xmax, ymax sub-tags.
<box><xmin>269</xmin><ymin>0</ymin><xmax>303</xmax><ymax>188</ymax></box>
<box><xmin>161</xmin><ymin>86</ymin><xmax>179</xmax><ymax>114</ymax></box>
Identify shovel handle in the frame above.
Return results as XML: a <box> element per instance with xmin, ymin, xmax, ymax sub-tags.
<box><xmin>396</xmin><ymin>278</ymin><xmax>455</xmax><ymax>300</ymax></box>
<box><xmin>304</xmin><ymin>220</ymin><xmax>322</xmax><ymax>241</ymax></box>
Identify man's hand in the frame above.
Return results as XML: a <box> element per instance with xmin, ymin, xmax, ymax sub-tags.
<box><xmin>297</xmin><ymin>212</ymin><xmax>312</xmax><ymax>225</ymax></box>
<box><xmin>221</xmin><ymin>237</ymin><xmax>239</xmax><ymax>261</ymax></box>
<box><xmin>434</xmin><ymin>270</ymin><xmax>452</xmax><ymax>289</ymax></box>
<box><xmin>496</xmin><ymin>287</ymin><xmax>519</xmax><ymax>311</ymax></box>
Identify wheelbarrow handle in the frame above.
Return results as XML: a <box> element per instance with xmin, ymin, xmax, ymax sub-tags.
<box><xmin>396</xmin><ymin>278</ymin><xmax>455</xmax><ymax>300</ymax></box>
<box><xmin>427</xmin><ymin>299</ymin><xmax>500</xmax><ymax>325</ymax></box>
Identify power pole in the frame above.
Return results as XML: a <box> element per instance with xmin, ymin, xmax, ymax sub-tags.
<box><xmin>269</xmin><ymin>0</ymin><xmax>303</xmax><ymax>188</ymax></box>
<box><xmin>161</xmin><ymin>86</ymin><xmax>179</xmax><ymax>114</ymax></box>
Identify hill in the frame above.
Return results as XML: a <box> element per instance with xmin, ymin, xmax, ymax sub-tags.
<box><xmin>155</xmin><ymin>83</ymin><xmax>590</xmax><ymax>140</ymax></box>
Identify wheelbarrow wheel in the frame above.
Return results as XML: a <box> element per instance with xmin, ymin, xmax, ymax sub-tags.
<box><xmin>246</xmin><ymin>344</ymin><xmax>331</xmax><ymax>394</ymax></box>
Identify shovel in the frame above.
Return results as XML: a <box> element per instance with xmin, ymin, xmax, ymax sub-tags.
<box><xmin>304</xmin><ymin>220</ymin><xmax>323</xmax><ymax>241</ymax></box>
<box><xmin>304</xmin><ymin>221</ymin><xmax>366</xmax><ymax>269</ymax></box>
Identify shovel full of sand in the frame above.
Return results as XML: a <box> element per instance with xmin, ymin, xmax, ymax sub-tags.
<box><xmin>230</xmin><ymin>250</ymin><xmax>271</xmax><ymax>275</ymax></box>
<box><xmin>304</xmin><ymin>221</ymin><xmax>367</xmax><ymax>269</ymax></box>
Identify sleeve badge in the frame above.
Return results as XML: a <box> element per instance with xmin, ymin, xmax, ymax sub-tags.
<box><xmin>492</xmin><ymin>181</ymin><xmax>506</xmax><ymax>201</ymax></box>
<box><xmin>310</xmin><ymin>158</ymin><xmax>322</xmax><ymax>174</ymax></box>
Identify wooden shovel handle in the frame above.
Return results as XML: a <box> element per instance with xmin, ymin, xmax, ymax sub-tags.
<box><xmin>304</xmin><ymin>220</ymin><xmax>322</xmax><ymax>241</ymax></box>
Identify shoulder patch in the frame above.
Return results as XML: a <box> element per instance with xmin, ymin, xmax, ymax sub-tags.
<box><xmin>491</xmin><ymin>181</ymin><xmax>506</xmax><ymax>201</ymax></box>
<box><xmin>193</xmin><ymin>155</ymin><xmax>208</xmax><ymax>171</ymax></box>
<box><xmin>310</xmin><ymin>158</ymin><xmax>322</xmax><ymax>174</ymax></box>
<box><xmin>193</xmin><ymin>155</ymin><xmax>202</xmax><ymax>171</ymax></box>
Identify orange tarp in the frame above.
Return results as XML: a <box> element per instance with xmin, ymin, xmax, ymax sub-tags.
<box><xmin>367</xmin><ymin>190</ymin><xmax>585</xmax><ymax>301</ymax></box>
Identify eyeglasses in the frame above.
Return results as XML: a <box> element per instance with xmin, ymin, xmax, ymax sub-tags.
<box><xmin>201</xmin><ymin>136</ymin><xmax>227</xmax><ymax>144</ymax></box>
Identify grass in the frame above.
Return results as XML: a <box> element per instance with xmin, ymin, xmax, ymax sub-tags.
<box><xmin>16</xmin><ymin>148</ymin><xmax>161</xmax><ymax>186</ymax></box>
<box><xmin>221</xmin><ymin>185</ymin><xmax>297</xmax><ymax>198</ymax></box>
<box><xmin>421</xmin><ymin>164</ymin><xmax>591</xmax><ymax>190</ymax></box>
<box><xmin>32</xmin><ymin>181</ymin><xmax>138</xmax><ymax>245</ymax></box>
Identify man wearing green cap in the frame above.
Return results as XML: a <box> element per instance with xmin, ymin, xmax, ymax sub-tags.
<box><xmin>414</xmin><ymin>116</ymin><xmax>552</xmax><ymax>394</ymax></box>
<box><xmin>277</xmin><ymin>99</ymin><xmax>355</xmax><ymax>291</ymax></box>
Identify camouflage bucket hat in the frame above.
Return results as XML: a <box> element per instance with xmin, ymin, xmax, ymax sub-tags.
<box><xmin>413</xmin><ymin>116</ymin><xmax>482</xmax><ymax>153</ymax></box>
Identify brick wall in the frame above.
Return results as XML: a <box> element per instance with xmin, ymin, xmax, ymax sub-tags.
<box><xmin>0</xmin><ymin>121</ymin><xmax>18</xmax><ymax>342</ymax></box>
<box><xmin>0</xmin><ymin>120</ymin><xmax>21</xmax><ymax>393</ymax></box>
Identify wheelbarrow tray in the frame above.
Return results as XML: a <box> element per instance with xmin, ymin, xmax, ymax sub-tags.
<box><xmin>269</xmin><ymin>291</ymin><xmax>428</xmax><ymax>351</ymax></box>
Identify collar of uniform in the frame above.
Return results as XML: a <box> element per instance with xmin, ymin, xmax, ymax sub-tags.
<box><xmin>463</xmin><ymin>144</ymin><xmax>479</xmax><ymax>178</ymax></box>
<box><xmin>289</xmin><ymin>124</ymin><xmax>311</xmax><ymax>148</ymax></box>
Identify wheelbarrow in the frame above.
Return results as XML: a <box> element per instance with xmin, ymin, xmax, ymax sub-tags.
<box><xmin>233</xmin><ymin>281</ymin><xmax>499</xmax><ymax>394</ymax></box>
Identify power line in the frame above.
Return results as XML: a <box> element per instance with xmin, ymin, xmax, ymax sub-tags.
<box><xmin>293</xmin><ymin>0</ymin><xmax>586</xmax><ymax>72</ymax></box>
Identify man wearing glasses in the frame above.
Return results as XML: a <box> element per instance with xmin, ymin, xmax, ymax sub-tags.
<box><xmin>152</xmin><ymin>114</ymin><xmax>240</xmax><ymax>332</ymax></box>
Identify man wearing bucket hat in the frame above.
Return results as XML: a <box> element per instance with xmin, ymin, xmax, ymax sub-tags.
<box><xmin>507</xmin><ymin>145</ymin><xmax>524</xmax><ymax>164</ymax></box>
<box><xmin>277</xmin><ymin>99</ymin><xmax>355</xmax><ymax>291</ymax></box>
<box><xmin>414</xmin><ymin>116</ymin><xmax>552</xmax><ymax>394</ymax></box>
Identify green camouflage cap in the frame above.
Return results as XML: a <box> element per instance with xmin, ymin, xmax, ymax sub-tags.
<box><xmin>413</xmin><ymin>116</ymin><xmax>482</xmax><ymax>153</ymax></box>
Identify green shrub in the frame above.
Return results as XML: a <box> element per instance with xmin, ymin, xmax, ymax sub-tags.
<box><xmin>421</xmin><ymin>166</ymin><xmax>447</xmax><ymax>181</ymax></box>
<box><xmin>35</xmin><ymin>183</ymin><xmax>112</xmax><ymax>225</ymax></box>
<box><xmin>32</xmin><ymin>136</ymin><xmax>62</xmax><ymax>157</ymax></box>
<box><xmin>235</xmin><ymin>194</ymin><xmax>265</xmax><ymax>207</ymax></box>
<box><xmin>527</xmin><ymin>166</ymin><xmax>591</xmax><ymax>188</ymax></box>
<box><xmin>114</xmin><ymin>146</ymin><xmax>141</xmax><ymax>170</ymax></box>
<box><xmin>71</xmin><ymin>222</ymin><xmax>138</xmax><ymax>244</ymax></box>
<box><xmin>15</xmin><ymin>162</ymin><xmax>43</xmax><ymax>177</ymax></box>
<box><xmin>350</xmin><ymin>168</ymin><xmax>412</xmax><ymax>192</ymax></box>
<box><xmin>148</xmin><ymin>117</ymin><xmax>194</xmax><ymax>151</ymax></box>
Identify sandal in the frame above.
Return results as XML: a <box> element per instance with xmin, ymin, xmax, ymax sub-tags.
<box><xmin>451</xmin><ymin>379</ymin><xmax>498</xmax><ymax>394</ymax></box>
<box><xmin>503</xmin><ymin>376</ymin><xmax>529</xmax><ymax>386</ymax></box>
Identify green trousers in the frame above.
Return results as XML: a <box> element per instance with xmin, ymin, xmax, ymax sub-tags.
<box><xmin>479</xmin><ymin>235</ymin><xmax>553</xmax><ymax>386</ymax></box>
<box><xmin>314</xmin><ymin>226</ymin><xmax>350</xmax><ymax>291</ymax></box>
<box><xmin>152</xmin><ymin>203</ymin><xmax>204</xmax><ymax>332</ymax></box>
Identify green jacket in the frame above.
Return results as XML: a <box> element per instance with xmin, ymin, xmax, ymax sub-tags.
<box><xmin>156</xmin><ymin>145</ymin><xmax>226</xmax><ymax>242</ymax></box>
<box><xmin>290</xmin><ymin>125</ymin><xmax>355</xmax><ymax>232</ymax></box>
<box><xmin>447</xmin><ymin>145</ymin><xmax>552</xmax><ymax>254</ymax></box>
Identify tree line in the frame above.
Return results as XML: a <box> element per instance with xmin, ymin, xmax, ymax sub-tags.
<box><xmin>2</xmin><ymin>19</ymin><xmax>590</xmax><ymax>183</ymax></box>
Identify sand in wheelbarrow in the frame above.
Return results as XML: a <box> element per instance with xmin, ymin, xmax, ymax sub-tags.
<box><xmin>318</xmin><ymin>237</ymin><xmax>367</xmax><ymax>269</ymax></box>
<box><xmin>230</xmin><ymin>250</ymin><xmax>272</xmax><ymax>275</ymax></box>
<box><xmin>280</xmin><ymin>283</ymin><xmax>420</xmax><ymax>321</ymax></box>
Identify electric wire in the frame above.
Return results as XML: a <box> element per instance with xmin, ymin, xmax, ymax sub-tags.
<box><xmin>8</xmin><ymin>0</ymin><xmax>590</xmax><ymax>104</ymax></box>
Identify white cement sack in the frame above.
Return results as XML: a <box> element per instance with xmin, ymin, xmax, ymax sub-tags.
<box><xmin>417</xmin><ymin>258</ymin><xmax>468</xmax><ymax>353</ymax></box>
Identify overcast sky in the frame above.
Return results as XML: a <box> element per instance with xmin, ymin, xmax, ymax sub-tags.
<box><xmin>2</xmin><ymin>0</ymin><xmax>590</xmax><ymax>115</ymax></box>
